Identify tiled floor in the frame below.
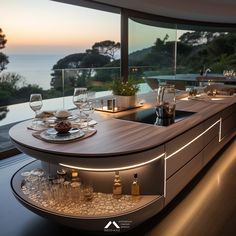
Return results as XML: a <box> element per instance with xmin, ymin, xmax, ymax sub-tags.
<box><xmin>0</xmin><ymin>138</ymin><xmax>235</xmax><ymax>236</ymax></box>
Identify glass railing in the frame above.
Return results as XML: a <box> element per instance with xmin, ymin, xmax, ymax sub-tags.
<box><xmin>1</xmin><ymin>66</ymin><xmax>235</xmax><ymax>154</ymax></box>
<box><xmin>0</xmin><ymin>67</ymin><xmax>120</xmax><ymax>124</ymax></box>
<box><xmin>1</xmin><ymin>66</ymin><xmax>235</xmax><ymax>125</ymax></box>
<box><xmin>129</xmin><ymin>65</ymin><xmax>236</xmax><ymax>90</ymax></box>
<box><xmin>0</xmin><ymin>67</ymin><xmax>120</xmax><ymax>153</ymax></box>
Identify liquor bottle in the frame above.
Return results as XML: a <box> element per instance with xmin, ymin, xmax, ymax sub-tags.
<box><xmin>131</xmin><ymin>173</ymin><xmax>140</xmax><ymax>197</ymax></box>
<box><xmin>113</xmin><ymin>171</ymin><xmax>122</xmax><ymax>199</ymax></box>
<box><xmin>71</xmin><ymin>170</ymin><xmax>80</xmax><ymax>183</ymax></box>
<box><xmin>70</xmin><ymin>170</ymin><xmax>81</xmax><ymax>203</ymax></box>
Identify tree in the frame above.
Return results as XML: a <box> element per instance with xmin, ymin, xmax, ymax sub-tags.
<box><xmin>0</xmin><ymin>28</ymin><xmax>7</xmax><ymax>49</ymax></box>
<box><xmin>135</xmin><ymin>35</ymin><xmax>175</xmax><ymax>73</ymax></box>
<box><xmin>50</xmin><ymin>53</ymin><xmax>86</xmax><ymax>91</ymax></box>
<box><xmin>91</xmin><ymin>40</ymin><xmax>120</xmax><ymax>61</ymax></box>
<box><xmin>50</xmin><ymin>41</ymin><xmax>115</xmax><ymax>92</ymax></box>
<box><xmin>179</xmin><ymin>31</ymin><xmax>225</xmax><ymax>46</ymax></box>
<box><xmin>0</xmin><ymin>28</ymin><xmax>9</xmax><ymax>72</ymax></box>
<box><xmin>175</xmin><ymin>31</ymin><xmax>236</xmax><ymax>73</ymax></box>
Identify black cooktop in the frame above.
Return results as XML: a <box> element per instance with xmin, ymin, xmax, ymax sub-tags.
<box><xmin>115</xmin><ymin>108</ymin><xmax>195</xmax><ymax>126</ymax></box>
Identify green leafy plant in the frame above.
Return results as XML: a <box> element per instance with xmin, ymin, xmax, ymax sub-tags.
<box><xmin>111</xmin><ymin>77</ymin><xmax>139</xmax><ymax>96</ymax></box>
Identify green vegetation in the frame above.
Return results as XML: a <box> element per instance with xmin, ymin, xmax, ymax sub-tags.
<box><xmin>50</xmin><ymin>40</ymin><xmax>121</xmax><ymax>96</ymax></box>
<box><xmin>1</xmin><ymin>28</ymin><xmax>236</xmax><ymax>110</ymax></box>
<box><xmin>0</xmin><ymin>28</ymin><xmax>8</xmax><ymax>72</ymax></box>
<box><xmin>128</xmin><ymin>31</ymin><xmax>236</xmax><ymax>74</ymax></box>
<box><xmin>111</xmin><ymin>77</ymin><xmax>139</xmax><ymax>96</ymax></box>
<box><xmin>0</xmin><ymin>34</ymin><xmax>121</xmax><ymax>107</ymax></box>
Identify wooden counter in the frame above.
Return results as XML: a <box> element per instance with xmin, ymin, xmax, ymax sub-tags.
<box><xmin>9</xmin><ymin>92</ymin><xmax>236</xmax><ymax>157</ymax></box>
<box><xmin>9</xmin><ymin>92</ymin><xmax>236</xmax><ymax>232</ymax></box>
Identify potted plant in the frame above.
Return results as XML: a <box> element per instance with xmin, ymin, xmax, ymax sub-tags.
<box><xmin>111</xmin><ymin>77</ymin><xmax>139</xmax><ymax>108</ymax></box>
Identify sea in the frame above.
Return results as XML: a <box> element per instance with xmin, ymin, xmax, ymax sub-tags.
<box><xmin>5</xmin><ymin>54</ymin><xmax>65</xmax><ymax>90</ymax></box>
<box><xmin>0</xmin><ymin>54</ymin><xmax>151</xmax><ymax>126</ymax></box>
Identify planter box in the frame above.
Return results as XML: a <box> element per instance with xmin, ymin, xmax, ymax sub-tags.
<box><xmin>115</xmin><ymin>95</ymin><xmax>136</xmax><ymax>108</ymax></box>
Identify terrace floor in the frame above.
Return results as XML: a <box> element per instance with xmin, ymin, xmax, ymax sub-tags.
<box><xmin>0</xmin><ymin>137</ymin><xmax>235</xmax><ymax>236</ymax></box>
<box><xmin>0</xmin><ymin>123</ymin><xmax>17</xmax><ymax>152</ymax></box>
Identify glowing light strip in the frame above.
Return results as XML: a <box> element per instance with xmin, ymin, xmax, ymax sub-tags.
<box><xmin>219</xmin><ymin>118</ymin><xmax>223</xmax><ymax>142</ymax></box>
<box><xmin>59</xmin><ymin>153</ymin><xmax>165</xmax><ymax>172</ymax></box>
<box><xmin>164</xmin><ymin>155</ymin><xmax>167</xmax><ymax>197</ymax></box>
<box><xmin>59</xmin><ymin>118</ymin><xmax>222</xmax><ymax>173</ymax></box>
<box><xmin>166</xmin><ymin>118</ymin><xmax>222</xmax><ymax>160</ymax></box>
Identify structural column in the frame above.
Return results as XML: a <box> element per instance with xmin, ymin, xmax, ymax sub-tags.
<box><xmin>120</xmin><ymin>8</ymin><xmax>129</xmax><ymax>82</ymax></box>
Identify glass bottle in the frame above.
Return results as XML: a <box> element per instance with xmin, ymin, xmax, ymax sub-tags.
<box><xmin>113</xmin><ymin>171</ymin><xmax>122</xmax><ymax>199</ymax></box>
<box><xmin>131</xmin><ymin>173</ymin><xmax>140</xmax><ymax>198</ymax></box>
<box><xmin>57</xmin><ymin>168</ymin><xmax>67</xmax><ymax>181</ymax></box>
<box><xmin>156</xmin><ymin>84</ymin><xmax>176</xmax><ymax>126</ymax></box>
<box><xmin>71</xmin><ymin>170</ymin><xmax>80</xmax><ymax>182</ymax></box>
<box><xmin>156</xmin><ymin>84</ymin><xmax>176</xmax><ymax>118</ymax></box>
<box><xmin>70</xmin><ymin>170</ymin><xmax>81</xmax><ymax>203</ymax></box>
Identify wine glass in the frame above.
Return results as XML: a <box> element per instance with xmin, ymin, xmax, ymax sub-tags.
<box><xmin>73</xmin><ymin>88</ymin><xmax>87</xmax><ymax>125</ymax></box>
<box><xmin>29</xmin><ymin>93</ymin><xmax>43</xmax><ymax>129</ymax></box>
<box><xmin>82</xmin><ymin>101</ymin><xmax>94</xmax><ymax>131</ymax></box>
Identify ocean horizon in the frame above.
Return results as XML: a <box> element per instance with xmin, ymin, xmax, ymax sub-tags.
<box><xmin>5</xmin><ymin>54</ymin><xmax>65</xmax><ymax>90</ymax></box>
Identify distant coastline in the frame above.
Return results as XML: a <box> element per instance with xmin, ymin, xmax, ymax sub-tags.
<box><xmin>5</xmin><ymin>54</ymin><xmax>64</xmax><ymax>89</ymax></box>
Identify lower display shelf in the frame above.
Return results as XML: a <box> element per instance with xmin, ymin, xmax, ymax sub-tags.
<box><xmin>11</xmin><ymin>160</ymin><xmax>164</xmax><ymax>232</ymax></box>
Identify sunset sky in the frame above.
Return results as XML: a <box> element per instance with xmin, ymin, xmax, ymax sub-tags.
<box><xmin>1</xmin><ymin>0</ymin><xmax>120</xmax><ymax>55</ymax></box>
<box><xmin>1</xmin><ymin>0</ymin><xmax>186</xmax><ymax>56</ymax></box>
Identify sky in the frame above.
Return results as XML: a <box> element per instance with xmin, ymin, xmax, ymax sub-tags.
<box><xmin>1</xmin><ymin>0</ymin><xmax>187</xmax><ymax>56</ymax></box>
<box><xmin>129</xmin><ymin>19</ymin><xmax>177</xmax><ymax>53</ymax></box>
<box><xmin>1</xmin><ymin>0</ymin><xmax>120</xmax><ymax>55</ymax></box>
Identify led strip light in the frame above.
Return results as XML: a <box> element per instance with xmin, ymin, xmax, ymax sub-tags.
<box><xmin>164</xmin><ymin>155</ymin><xmax>167</xmax><ymax>197</ymax></box>
<box><xmin>163</xmin><ymin>118</ymin><xmax>223</xmax><ymax>197</ymax></box>
<box><xmin>59</xmin><ymin>118</ymin><xmax>223</xmax><ymax>198</ymax></box>
<box><xmin>60</xmin><ymin>118</ymin><xmax>222</xmax><ymax>172</ymax></box>
<box><xmin>166</xmin><ymin>118</ymin><xmax>222</xmax><ymax>160</ymax></box>
<box><xmin>59</xmin><ymin>152</ymin><xmax>166</xmax><ymax>172</ymax></box>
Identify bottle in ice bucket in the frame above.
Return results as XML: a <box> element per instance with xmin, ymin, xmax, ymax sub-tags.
<box><xmin>155</xmin><ymin>84</ymin><xmax>176</xmax><ymax>126</ymax></box>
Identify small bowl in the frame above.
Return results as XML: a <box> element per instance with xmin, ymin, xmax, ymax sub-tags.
<box><xmin>55</xmin><ymin>120</ymin><xmax>72</xmax><ymax>134</ymax></box>
<box><xmin>54</xmin><ymin>109</ymin><xmax>71</xmax><ymax>119</ymax></box>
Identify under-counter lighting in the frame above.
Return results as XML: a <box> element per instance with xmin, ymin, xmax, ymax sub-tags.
<box><xmin>219</xmin><ymin>118</ymin><xmax>222</xmax><ymax>142</ymax></box>
<box><xmin>211</xmin><ymin>98</ymin><xmax>224</xmax><ymax>100</ymax></box>
<box><xmin>59</xmin><ymin>153</ymin><xmax>165</xmax><ymax>172</ymax></box>
<box><xmin>164</xmin><ymin>157</ymin><xmax>167</xmax><ymax>197</ymax></box>
<box><xmin>166</xmin><ymin>118</ymin><xmax>222</xmax><ymax>160</ymax></box>
<box><xmin>60</xmin><ymin>118</ymin><xmax>222</xmax><ymax>172</ymax></box>
<box><xmin>162</xmin><ymin>137</ymin><xmax>236</xmax><ymax>235</ymax></box>
<box><xmin>180</xmin><ymin>97</ymin><xmax>189</xmax><ymax>101</ymax></box>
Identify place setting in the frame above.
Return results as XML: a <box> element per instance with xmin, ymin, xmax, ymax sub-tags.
<box><xmin>28</xmin><ymin>89</ymin><xmax>97</xmax><ymax>143</ymax></box>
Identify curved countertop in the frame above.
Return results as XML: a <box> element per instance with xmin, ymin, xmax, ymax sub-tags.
<box><xmin>9</xmin><ymin>93</ymin><xmax>236</xmax><ymax>157</ymax></box>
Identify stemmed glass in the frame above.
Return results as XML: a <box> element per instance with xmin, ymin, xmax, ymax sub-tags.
<box><xmin>29</xmin><ymin>93</ymin><xmax>43</xmax><ymax>129</ymax></box>
<box><xmin>73</xmin><ymin>88</ymin><xmax>87</xmax><ymax>125</ymax></box>
<box><xmin>82</xmin><ymin>101</ymin><xmax>94</xmax><ymax>131</ymax></box>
